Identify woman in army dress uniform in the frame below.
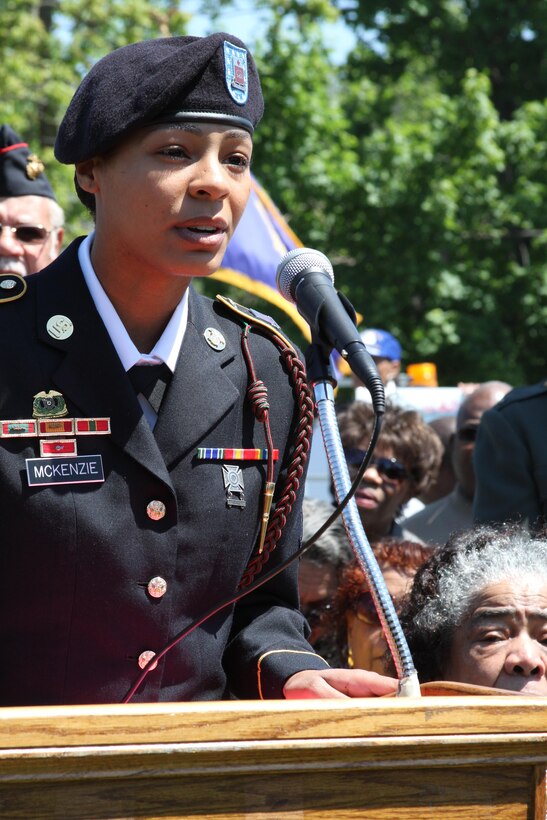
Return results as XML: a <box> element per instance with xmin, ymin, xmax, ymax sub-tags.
<box><xmin>0</xmin><ymin>33</ymin><xmax>397</xmax><ymax>704</ymax></box>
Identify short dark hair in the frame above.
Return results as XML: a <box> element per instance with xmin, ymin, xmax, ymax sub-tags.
<box><xmin>337</xmin><ymin>401</ymin><xmax>443</xmax><ymax>497</ymax></box>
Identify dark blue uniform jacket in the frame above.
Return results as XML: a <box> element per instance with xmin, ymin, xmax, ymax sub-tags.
<box><xmin>0</xmin><ymin>238</ymin><xmax>327</xmax><ymax>705</ymax></box>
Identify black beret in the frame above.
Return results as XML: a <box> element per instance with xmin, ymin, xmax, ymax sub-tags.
<box><xmin>55</xmin><ymin>32</ymin><xmax>264</xmax><ymax>164</ymax></box>
<box><xmin>0</xmin><ymin>124</ymin><xmax>56</xmax><ymax>200</ymax></box>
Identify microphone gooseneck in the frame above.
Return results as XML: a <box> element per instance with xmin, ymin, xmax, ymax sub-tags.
<box><xmin>278</xmin><ymin>247</ymin><xmax>418</xmax><ymax>694</ymax></box>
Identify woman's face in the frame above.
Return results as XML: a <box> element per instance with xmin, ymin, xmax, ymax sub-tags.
<box><xmin>443</xmin><ymin>577</ymin><xmax>547</xmax><ymax>695</ymax></box>
<box><xmin>76</xmin><ymin>122</ymin><xmax>252</xmax><ymax>285</ymax></box>
<box><xmin>351</xmin><ymin>443</ymin><xmax>413</xmax><ymax>539</ymax></box>
<box><xmin>346</xmin><ymin>562</ymin><xmax>417</xmax><ymax>674</ymax></box>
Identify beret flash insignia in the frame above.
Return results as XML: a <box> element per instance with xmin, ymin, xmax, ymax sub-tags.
<box><xmin>223</xmin><ymin>41</ymin><xmax>248</xmax><ymax>105</ymax></box>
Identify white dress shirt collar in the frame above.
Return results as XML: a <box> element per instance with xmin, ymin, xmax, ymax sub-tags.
<box><xmin>78</xmin><ymin>233</ymin><xmax>189</xmax><ymax>373</ymax></box>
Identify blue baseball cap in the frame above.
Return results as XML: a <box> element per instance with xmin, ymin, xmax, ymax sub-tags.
<box><xmin>360</xmin><ymin>328</ymin><xmax>402</xmax><ymax>360</ymax></box>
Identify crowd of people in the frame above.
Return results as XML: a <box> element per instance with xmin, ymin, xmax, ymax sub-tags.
<box><xmin>1</xmin><ymin>29</ymin><xmax>545</xmax><ymax>705</ymax></box>
<box><xmin>298</xmin><ymin>327</ymin><xmax>547</xmax><ymax>696</ymax></box>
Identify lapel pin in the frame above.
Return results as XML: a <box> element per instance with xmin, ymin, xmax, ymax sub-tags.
<box><xmin>204</xmin><ymin>327</ymin><xmax>226</xmax><ymax>351</ymax></box>
<box><xmin>0</xmin><ymin>273</ymin><xmax>26</xmax><ymax>303</ymax></box>
<box><xmin>46</xmin><ymin>314</ymin><xmax>74</xmax><ymax>340</ymax></box>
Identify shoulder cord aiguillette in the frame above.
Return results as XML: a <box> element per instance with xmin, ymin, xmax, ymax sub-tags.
<box><xmin>237</xmin><ymin>320</ymin><xmax>314</xmax><ymax>588</ymax></box>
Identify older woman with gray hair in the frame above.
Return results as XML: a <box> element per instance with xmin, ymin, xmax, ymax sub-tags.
<box><xmin>399</xmin><ymin>526</ymin><xmax>547</xmax><ymax>695</ymax></box>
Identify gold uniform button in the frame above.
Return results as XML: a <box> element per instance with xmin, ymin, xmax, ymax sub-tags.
<box><xmin>147</xmin><ymin>500</ymin><xmax>166</xmax><ymax>520</ymax></box>
<box><xmin>138</xmin><ymin>650</ymin><xmax>158</xmax><ymax>671</ymax></box>
<box><xmin>147</xmin><ymin>576</ymin><xmax>167</xmax><ymax>598</ymax></box>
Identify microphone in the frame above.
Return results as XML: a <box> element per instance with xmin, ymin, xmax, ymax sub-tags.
<box><xmin>276</xmin><ymin>247</ymin><xmax>385</xmax><ymax>412</ymax></box>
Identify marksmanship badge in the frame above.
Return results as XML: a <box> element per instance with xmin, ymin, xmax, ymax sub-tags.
<box><xmin>223</xmin><ymin>41</ymin><xmax>248</xmax><ymax>105</ymax></box>
<box><xmin>222</xmin><ymin>464</ymin><xmax>246</xmax><ymax>508</ymax></box>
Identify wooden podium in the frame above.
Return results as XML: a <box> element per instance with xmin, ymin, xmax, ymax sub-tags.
<box><xmin>0</xmin><ymin>696</ymin><xmax>545</xmax><ymax>819</ymax></box>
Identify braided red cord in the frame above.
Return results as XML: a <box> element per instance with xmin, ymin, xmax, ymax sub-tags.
<box><xmin>241</xmin><ymin>324</ymin><xmax>275</xmax><ymax>484</ymax></box>
<box><xmin>241</xmin><ymin>325</ymin><xmax>270</xmax><ymax>421</ymax></box>
<box><xmin>239</xmin><ymin>341</ymin><xmax>314</xmax><ymax>588</ymax></box>
<box><xmin>246</xmin><ymin>379</ymin><xmax>270</xmax><ymax>420</ymax></box>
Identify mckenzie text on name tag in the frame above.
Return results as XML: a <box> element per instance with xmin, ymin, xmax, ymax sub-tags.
<box><xmin>26</xmin><ymin>454</ymin><xmax>105</xmax><ymax>487</ymax></box>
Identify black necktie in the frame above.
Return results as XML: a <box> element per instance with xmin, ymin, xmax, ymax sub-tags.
<box><xmin>127</xmin><ymin>363</ymin><xmax>172</xmax><ymax>415</ymax></box>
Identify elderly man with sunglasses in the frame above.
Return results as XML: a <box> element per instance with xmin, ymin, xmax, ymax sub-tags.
<box><xmin>403</xmin><ymin>381</ymin><xmax>511</xmax><ymax>545</ymax></box>
<box><xmin>0</xmin><ymin>124</ymin><xmax>64</xmax><ymax>277</ymax></box>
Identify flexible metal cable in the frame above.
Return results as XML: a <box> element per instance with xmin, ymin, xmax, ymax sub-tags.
<box><xmin>314</xmin><ymin>381</ymin><xmax>420</xmax><ymax>696</ymax></box>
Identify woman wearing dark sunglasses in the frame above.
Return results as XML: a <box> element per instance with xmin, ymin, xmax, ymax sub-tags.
<box><xmin>337</xmin><ymin>401</ymin><xmax>443</xmax><ymax>544</ymax></box>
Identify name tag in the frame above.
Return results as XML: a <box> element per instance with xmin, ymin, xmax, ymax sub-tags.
<box><xmin>26</xmin><ymin>455</ymin><xmax>105</xmax><ymax>487</ymax></box>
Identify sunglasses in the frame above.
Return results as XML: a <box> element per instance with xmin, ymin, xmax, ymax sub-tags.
<box><xmin>0</xmin><ymin>224</ymin><xmax>51</xmax><ymax>244</ymax></box>
<box><xmin>302</xmin><ymin>600</ymin><xmax>333</xmax><ymax>630</ymax></box>
<box><xmin>353</xmin><ymin>590</ymin><xmax>401</xmax><ymax>625</ymax></box>
<box><xmin>344</xmin><ymin>449</ymin><xmax>409</xmax><ymax>483</ymax></box>
<box><xmin>456</xmin><ymin>426</ymin><xmax>478</xmax><ymax>443</ymax></box>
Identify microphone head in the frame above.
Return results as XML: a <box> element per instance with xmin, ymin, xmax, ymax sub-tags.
<box><xmin>276</xmin><ymin>247</ymin><xmax>334</xmax><ymax>304</ymax></box>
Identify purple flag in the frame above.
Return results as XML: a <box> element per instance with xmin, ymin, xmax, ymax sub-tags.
<box><xmin>213</xmin><ymin>176</ymin><xmax>311</xmax><ymax>338</ymax></box>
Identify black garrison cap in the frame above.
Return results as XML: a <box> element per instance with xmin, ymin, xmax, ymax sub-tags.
<box><xmin>55</xmin><ymin>32</ymin><xmax>263</xmax><ymax>164</ymax></box>
<box><xmin>0</xmin><ymin>124</ymin><xmax>56</xmax><ymax>199</ymax></box>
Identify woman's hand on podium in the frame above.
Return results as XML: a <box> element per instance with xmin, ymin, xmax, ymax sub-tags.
<box><xmin>283</xmin><ymin>668</ymin><xmax>398</xmax><ymax>699</ymax></box>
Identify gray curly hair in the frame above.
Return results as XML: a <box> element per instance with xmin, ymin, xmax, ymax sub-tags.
<box><xmin>400</xmin><ymin>526</ymin><xmax>547</xmax><ymax>681</ymax></box>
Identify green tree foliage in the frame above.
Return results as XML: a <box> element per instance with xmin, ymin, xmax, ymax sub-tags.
<box><xmin>251</xmin><ymin>0</ymin><xmax>359</xmax><ymax>250</ymax></box>
<box><xmin>0</xmin><ymin>1</ymin><xmax>189</xmax><ymax>234</ymax></box>
<box><xmin>337</xmin><ymin>0</ymin><xmax>547</xmax><ymax>119</ymax></box>
<box><xmin>326</xmin><ymin>0</ymin><xmax>547</xmax><ymax>384</ymax></box>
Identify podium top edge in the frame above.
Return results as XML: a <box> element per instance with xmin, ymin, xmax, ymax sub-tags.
<box><xmin>0</xmin><ymin>694</ymin><xmax>545</xmax><ymax>720</ymax></box>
